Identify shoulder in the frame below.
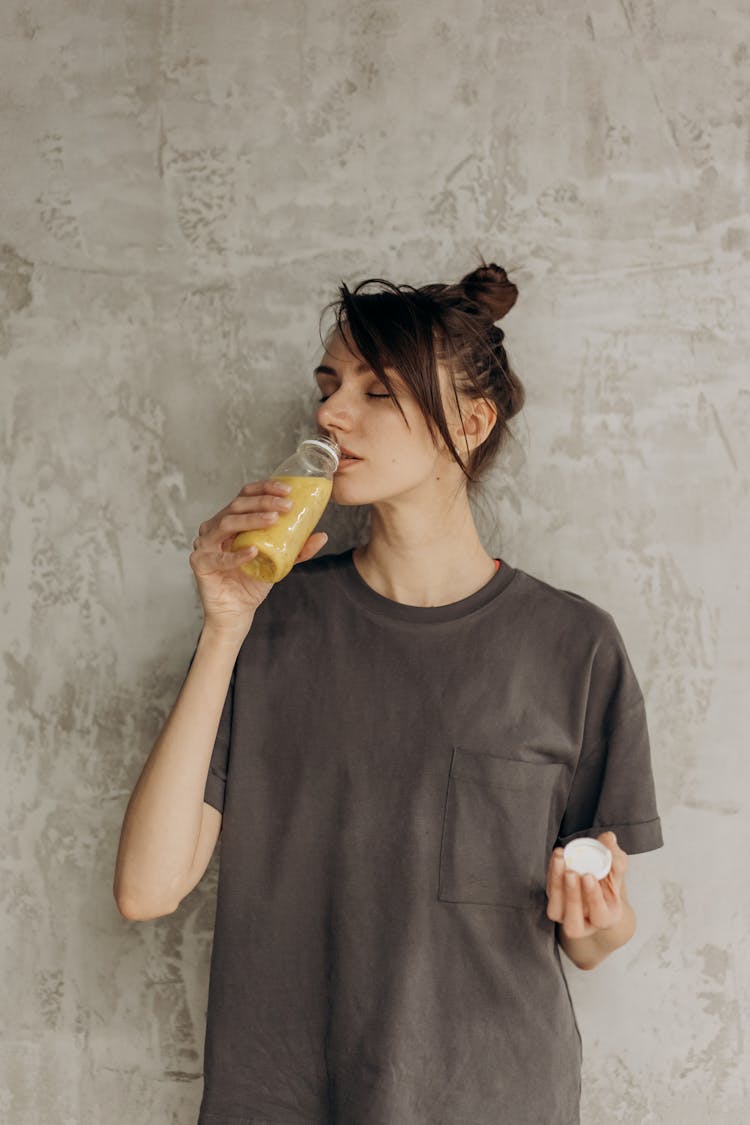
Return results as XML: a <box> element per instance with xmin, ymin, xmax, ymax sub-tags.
<box><xmin>511</xmin><ymin>565</ymin><xmax>645</xmax><ymax>707</ymax></box>
<box><xmin>509</xmin><ymin>563</ymin><xmax>620</xmax><ymax>645</ymax></box>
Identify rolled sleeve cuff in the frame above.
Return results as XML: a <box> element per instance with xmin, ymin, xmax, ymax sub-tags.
<box><xmin>557</xmin><ymin>816</ymin><xmax>663</xmax><ymax>855</ymax></box>
<box><xmin>203</xmin><ymin>768</ymin><xmax>226</xmax><ymax>814</ymax></box>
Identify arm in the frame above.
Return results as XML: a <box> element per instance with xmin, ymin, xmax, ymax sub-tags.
<box><xmin>546</xmin><ymin>831</ymin><xmax>636</xmax><ymax>970</ymax></box>
<box><xmin>113</xmin><ymin>478</ymin><xmax>329</xmax><ymax>922</ymax></box>
<box><xmin>113</xmin><ymin>625</ymin><xmax>244</xmax><ymax>920</ymax></box>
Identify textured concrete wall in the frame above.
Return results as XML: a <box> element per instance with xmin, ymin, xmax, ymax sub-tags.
<box><xmin>2</xmin><ymin>1</ymin><xmax>748</xmax><ymax>1122</ymax></box>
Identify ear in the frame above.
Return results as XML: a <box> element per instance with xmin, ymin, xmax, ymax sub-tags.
<box><xmin>452</xmin><ymin>395</ymin><xmax>497</xmax><ymax>451</ymax></box>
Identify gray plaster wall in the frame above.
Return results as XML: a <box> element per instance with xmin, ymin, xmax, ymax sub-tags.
<box><xmin>2</xmin><ymin>2</ymin><xmax>748</xmax><ymax>1122</ymax></box>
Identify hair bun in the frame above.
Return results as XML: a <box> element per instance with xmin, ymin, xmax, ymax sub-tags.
<box><xmin>458</xmin><ymin>261</ymin><xmax>518</xmax><ymax>322</ymax></box>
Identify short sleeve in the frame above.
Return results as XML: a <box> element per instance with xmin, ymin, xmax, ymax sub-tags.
<box><xmin>204</xmin><ymin>664</ymin><xmax>235</xmax><ymax>814</ymax></box>
<box><xmin>182</xmin><ymin>639</ymin><xmax>236</xmax><ymax>815</ymax></box>
<box><xmin>555</xmin><ymin>616</ymin><xmax>664</xmax><ymax>856</ymax></box>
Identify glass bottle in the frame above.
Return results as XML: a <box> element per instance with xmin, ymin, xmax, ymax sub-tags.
<box><xmin>232</xmin><ymin>436</ymin><xmax>340</xmax><ymax>582</ymax></box>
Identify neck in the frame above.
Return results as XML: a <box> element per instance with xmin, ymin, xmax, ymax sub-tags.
<box><xmin>353</xmin><ymin>488</ymin><xmax>497</xmax><ymax>607</ymax></box>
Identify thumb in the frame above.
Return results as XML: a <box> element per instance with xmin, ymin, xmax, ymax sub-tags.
<box><xmin>295</xmin><ymin>531</ymin><xmax>329</xmax><ymax>564</ymax></box>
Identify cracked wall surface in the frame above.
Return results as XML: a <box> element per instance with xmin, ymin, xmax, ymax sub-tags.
<box><xmin>1</xmin><ymin>1</ymin><xmax>748</xmax><ymax>1122</ymax></box>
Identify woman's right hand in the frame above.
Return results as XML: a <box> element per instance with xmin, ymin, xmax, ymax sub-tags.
<box><xmin>189</xmin><ymin>479</ymin><xmax>329</xmax><ymax>641</ymax></box>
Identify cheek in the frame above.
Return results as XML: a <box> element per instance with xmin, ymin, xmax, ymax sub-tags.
<box><xmin>388</xmin><ymin>402</ymin><xmax>434</xmax><ymax>446</ymax></box>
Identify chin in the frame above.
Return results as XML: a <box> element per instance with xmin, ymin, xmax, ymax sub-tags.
<box><xmin>331</xmin><ymin>475</ymin><xmax>377</xmax><ymax>506</ymax></box>
<box><xmin>331</xmin><ymin>487</ymin><xmax>369</xmax><ymax>506</ymax></box>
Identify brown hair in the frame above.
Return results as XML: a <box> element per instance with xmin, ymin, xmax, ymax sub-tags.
<box><xmin>318</xmin><ymin>257</ymin><xmax>525</xmax><ymax>488</ymax></box>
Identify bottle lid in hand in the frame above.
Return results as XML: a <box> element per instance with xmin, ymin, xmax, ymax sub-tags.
<box><xmin>563</xmin><ymin>837</ymin><xmax>612</xmax><ymax>880</ymax></box>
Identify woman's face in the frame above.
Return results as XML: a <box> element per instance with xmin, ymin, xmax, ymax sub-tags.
<box><xmin>313</xmin><ymin>328</ymin><xmax>463</xmax><ymax>506</ymax></box>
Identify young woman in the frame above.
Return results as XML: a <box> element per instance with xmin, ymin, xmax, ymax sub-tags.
<box><xmin>114</xmin><ymin>261</ymin><xmax>663</xmax><ymax>1125</ymax></box>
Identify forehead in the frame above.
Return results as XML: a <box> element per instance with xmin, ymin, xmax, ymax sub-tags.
<box><xmin>316</xmin><ymin>327</ymin><xmax>454</xmax><ymax>397</ymax></box>
<box><xmin>317</xmin><ymin>330</ymin><xmax>394</xmax><ymax>384</ymax></box>
<box><xmin>320</xmin><ymin>327</ymin><xmax>368</xmax><ymax>368</ymax></box>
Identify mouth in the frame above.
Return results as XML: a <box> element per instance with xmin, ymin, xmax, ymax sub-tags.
<box><xmin>336</xmin><ymin>450</ymin><xmax>363</xmax><ymax>471</ymax></box>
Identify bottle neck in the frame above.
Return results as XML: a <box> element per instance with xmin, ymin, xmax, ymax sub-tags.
<box><xmin>299</xmin><ymin>437</ymin><xmax>340</xmax><ymax>473</ymax></box>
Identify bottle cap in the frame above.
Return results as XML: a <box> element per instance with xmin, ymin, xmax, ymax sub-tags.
<box><xmin>563</xmin><ymin>837</ymin><xmax>612</xmax><ymax>880</ymax></box>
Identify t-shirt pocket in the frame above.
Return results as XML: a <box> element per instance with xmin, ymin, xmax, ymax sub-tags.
<box><xmin>437</xmin><ymin>747</ymin><xmax>564</xmax><ymax>909</ymax></box>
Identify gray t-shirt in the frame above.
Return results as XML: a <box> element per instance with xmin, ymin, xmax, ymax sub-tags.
<box><xmin>194</xmin><ymin>548</ymin><xmax>663</xmax><ymax>1125</ymax></box>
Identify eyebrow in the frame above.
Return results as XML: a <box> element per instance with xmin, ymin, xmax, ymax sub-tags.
<box><xmin>313</xmin><ymin>362</ymin><xmax>371</xmax><ymax>378</ymax></box>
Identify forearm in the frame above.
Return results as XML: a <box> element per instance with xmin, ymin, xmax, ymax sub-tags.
<box><xmin>113</xmin><ymin>624</ymin><xmax>245</xmax><ymax>916</ymax></box>
<box><xmin>558</xmin><ymin>896</ymin><xmax>637</xmax><ymax>970</ymax></box>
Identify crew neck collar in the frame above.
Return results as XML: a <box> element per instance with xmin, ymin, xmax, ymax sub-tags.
<box><xmin>333</xmin><ymin>548</ymin><xmax>517</xmax><ymax>624</ymax></box>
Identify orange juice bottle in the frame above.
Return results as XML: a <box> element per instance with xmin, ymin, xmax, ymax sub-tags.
<box><xmin>232</xmin><ymin>436</ymin><xmax>340</xmax><ymax>582</ymax></box>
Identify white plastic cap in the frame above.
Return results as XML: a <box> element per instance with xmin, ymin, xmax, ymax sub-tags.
<box><xmin>563</xmin><ymin>837</ymin><xmax>612</xmax><ymax>880</ymax></box>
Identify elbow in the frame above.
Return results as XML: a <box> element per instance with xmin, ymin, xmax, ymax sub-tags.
<box><xmin>113</xmin><ymin>884</ymin><xmax>181</xmax><ymax>922</ymax></box>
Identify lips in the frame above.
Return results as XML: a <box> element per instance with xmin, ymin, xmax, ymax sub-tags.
<box><xmin>336</xmin><ymin>447</ymin><xmax>363</xmax><ymax>472</ymax></box>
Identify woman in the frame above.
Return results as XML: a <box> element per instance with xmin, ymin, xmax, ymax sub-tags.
<box><xmin>114</xmin><ymin>261</ymin><xmax>663</xmax><ymax>1125</ymax></box>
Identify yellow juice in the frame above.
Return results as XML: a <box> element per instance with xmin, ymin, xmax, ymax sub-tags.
<box><xmin>232</xmin><ymin>475</ymin><xmax>332</xmax><ymax>582</ymax></box>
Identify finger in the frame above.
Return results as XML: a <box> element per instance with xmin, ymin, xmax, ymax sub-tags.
<box><xmin>239</xmin><ymin>479</ymin><xmax>294</xmax><ymax>497</ymax></box>
<box><xmin>197</xmin><ymin>488</ymin><xmax>294</xmax><ymax>541</ymax></box>
<box><xmin>599</xmin><ymin>875</ymin><xmax>622</xmax><ymax>913</ymax></box>
<box><xmin>199</xmin><ymin>510</ymin><xmax>281</xmax><ymax>550</ymax></box>
<box><xmin>597</xmin><ymin>829</ymin><xmax>620</xmax><ymax>857</ymax></box>
<box><xmin>546</xmin><ymin>850</ymin><xmax>566</xmax><ymax>922</ymax></box>
<box><xmin>190</xmin><ymin>544</ymin><xmax>258</xmax><ymax>575</ymax></box>
<box><xmin>226</xmin><ymin>493</ymin><xmax>295</xmax><ymax>516</ymax></box>
<box><xmin>545</xmin><ymin>847</ymin><xmax>564</xmax><ymax>897</ymax></box>
<box><xmin>219</xmin><ymin>545</ymin><xmax>260</xmax><ymax>570</ymax></box>
<box><xmin>562</xmin><ymin>871</ymin><xmax>589</xmax><ymax>938</ymax></box>
<box><xmin>581</xmin><ymin>873</ymin><xmax>612</xmax><ymax>930</ymax></box>
<box><xmin>597</xmin><ymin>830</ymin><xmax>628</xmax><ymax>885</ymax></box>
<box><xmin>295</xmin><ymin>531</ymin><xmax>329</xmax><ymax>564</ymax></box>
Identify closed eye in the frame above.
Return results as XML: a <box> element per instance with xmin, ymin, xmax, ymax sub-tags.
<box><xmin>317</xmin><ymin>393</ymin><xmax>390</xmax><ymax>402</ymax></box>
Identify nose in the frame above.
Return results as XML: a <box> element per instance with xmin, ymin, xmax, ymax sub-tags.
<box><xmin>315</xmin><ymin>387</ymin><xmax>355</xmax><ymax>439</ymax></box>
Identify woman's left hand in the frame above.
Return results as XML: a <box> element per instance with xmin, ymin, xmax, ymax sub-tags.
<box><xmin>545</xmin><ymin>831</ymin><xmax>628</xmax><ymax>939</ymax></box>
